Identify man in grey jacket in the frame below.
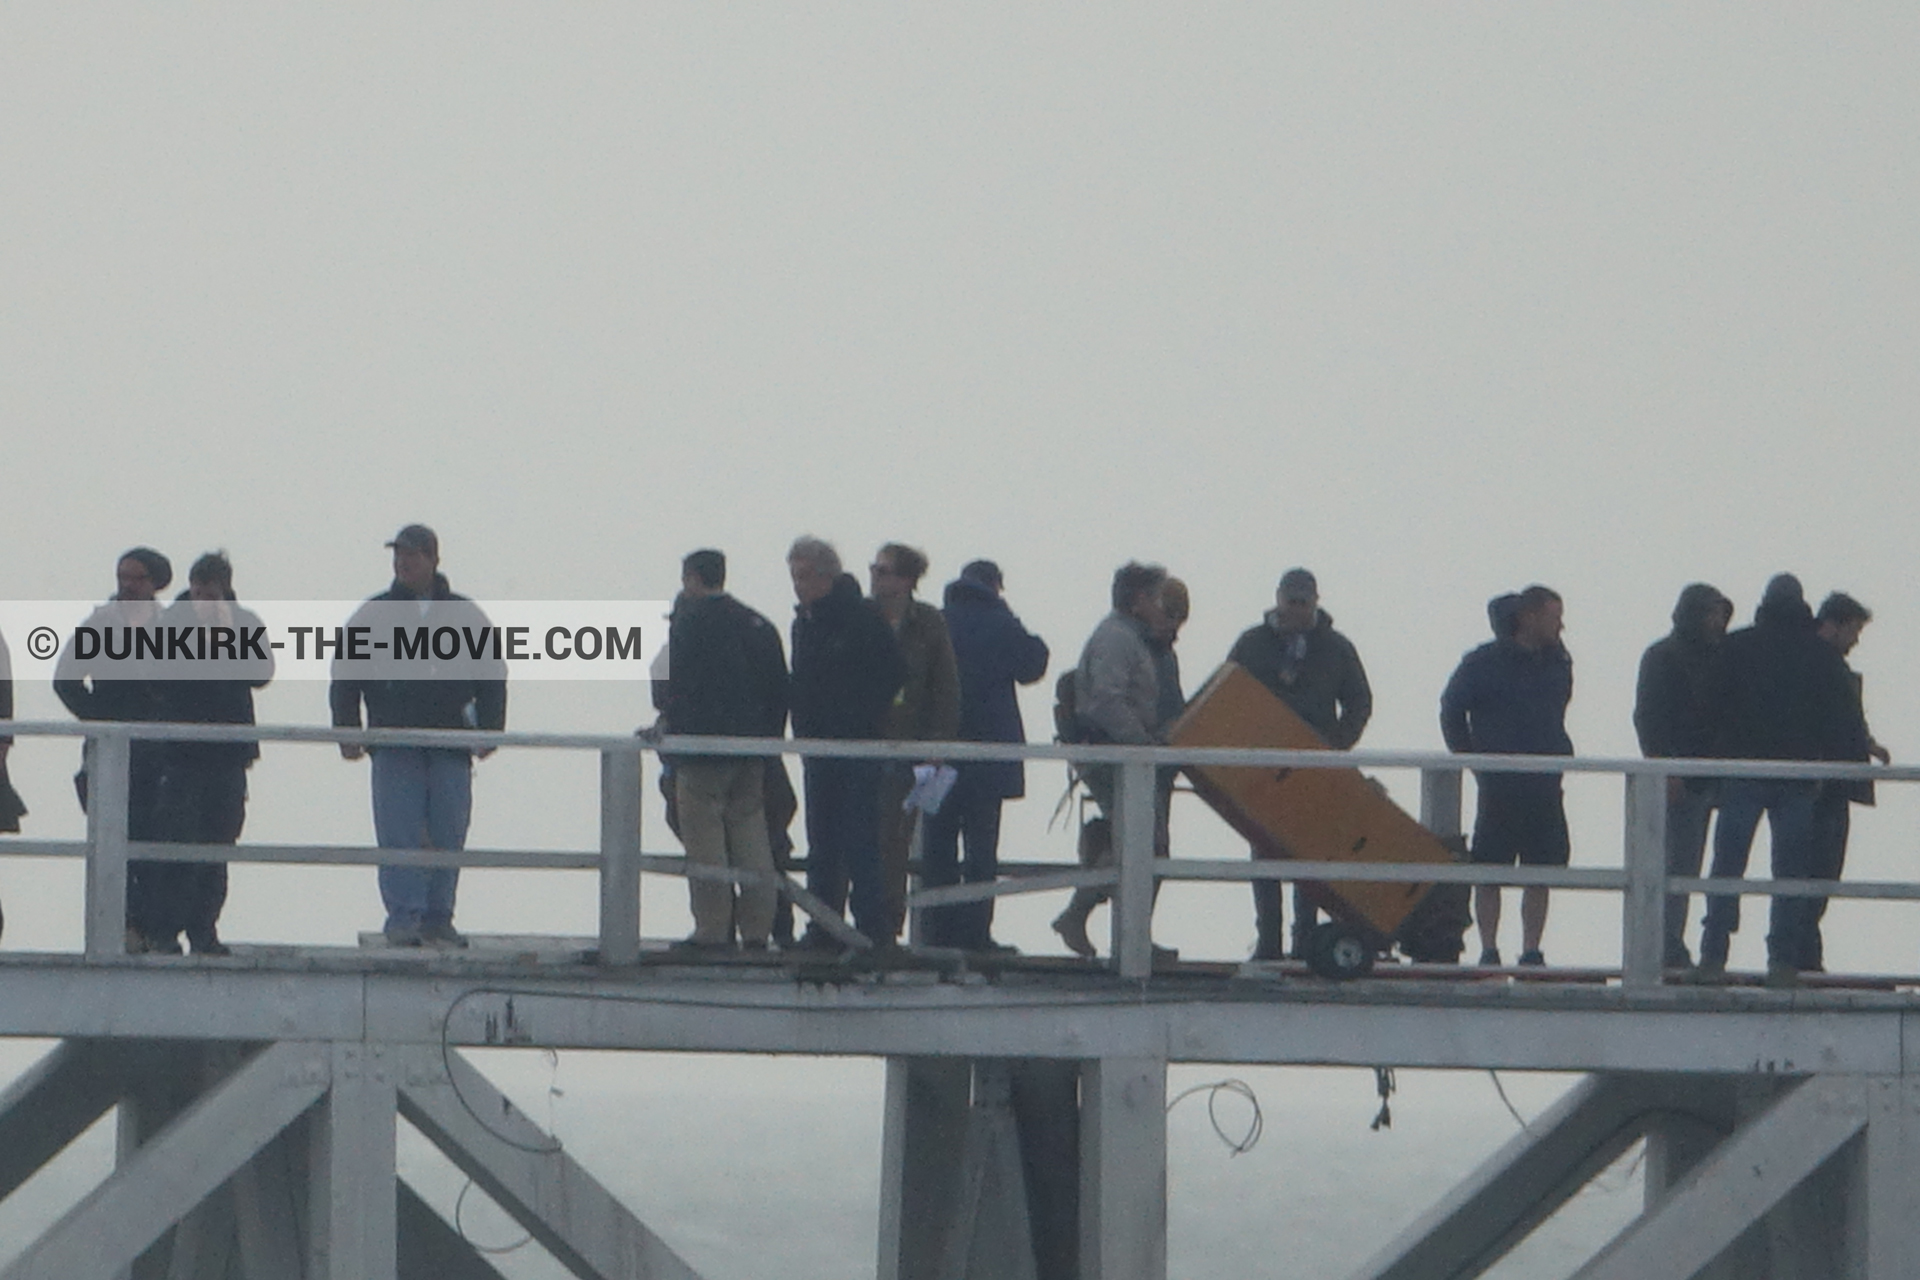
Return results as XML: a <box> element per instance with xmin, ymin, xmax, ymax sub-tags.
<box><xmin>1051</xmin><ymin>562</ymin><xmax>1174</xmax><ymax>959</ymax></box>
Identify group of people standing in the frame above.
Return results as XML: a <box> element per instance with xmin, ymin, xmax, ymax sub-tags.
<box><xmin>52</xmin><ymin>547</ymin><xmax>274</xmax><ymax>955</ymax></box>
<box><xmin>651</xmin><ymin>538</ymin><xmax>1050</xmax><ymax>957</ymax></box>
<box><xmin>40</xmin><ymin>526</ymin><xmax>504</xmax><ymax>953</ymax></box>
<box><xmin>10</xmin><ymin>531</ymin><xmax>1885</xmax><ymax>980</ymax></box>
<box><xmin>1636</xmin><ymin>575</ymin><xmax>1882</xmax><ymax>983</ymax></box>
<box><xmin>1028</xmin><ymin>564</ymin><xmax>1880</xmax><ymax>984</ymax></box>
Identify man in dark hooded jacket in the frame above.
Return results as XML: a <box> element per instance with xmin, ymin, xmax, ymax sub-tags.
<box><xmin>1228</xmin><ymin>568</ymin><xmax>1372</xmax><ymax>960</ymax></box>
<box><xmin>921</xmin><ymin>560</ymin><xmax>1049</xmax><ymax>950</ymax></box>
<box><xmin>787</xmin><ymin>536</ymin><xmax>906</xmax><ymax>949</ymax></box>
<box><xmin>1440</xmin><ymin>585</ymin><xmax>1572</xmax><ymax>967</ymax></box>
<box><xmin>1697</xmin><ymin>574</ymin><xmax>1865</xmax><ymax>981</ymax></box>
<box><xmin>1633</xmin><ymin>583</ymin><xmax>1733</xmax><ymax>967</ymax></box>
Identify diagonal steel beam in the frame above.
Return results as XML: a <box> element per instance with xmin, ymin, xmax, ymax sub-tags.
<box><xmin>1572</xmin><ymin>1075</ymin><xmax>1869</xmax><ymax>1280</ymax></box>
<box><xmin>397</xmin><ymin>1046</ymin><xmax>703</xmax><ymax>1280</ymax></box>
<box><xmin>0</xmin><ymin>1040</ymin><xmax>126</xmax><ymax>1205</ymax></box>
<box><xmin>398</xmin><ymin>1179</ymin><xmax>511</xmax><ymax>1280</ymax></box>
<box><xmin>1351</xmin><ymin>1073</ymin><xmax>1658</xmax><ymax>1280</ymax></box>
<box><xmin>1</xmin><ymin>1041</ymin><xmax>329</xmax><ymax>1280</ymax></box>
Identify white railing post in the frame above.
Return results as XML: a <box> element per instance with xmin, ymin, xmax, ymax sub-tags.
<box><xmin>1622</xmin><ymin>770</ymin><xmax>1668</xmax><ymax>990</ymax></box>
<box><xmin>598</xmin><ymin>746</ymin><xmax>643</xmax><ymax>967</ymax></box>
<box><xmin>1111</xmin><ymin>757</ymin><xmax>1156</xmax><ymax>980</ymax></box>
<box><xmin>85</xmin><ymin>729</ymin><xmax>131</xmax><ymax>959</ymax></box>
<box><xmin>1419</xmin><ymin>767</ymin><xmax>1464</xmax><ymax>842</ymax></box>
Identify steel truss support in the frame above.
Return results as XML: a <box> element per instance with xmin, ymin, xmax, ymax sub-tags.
<box><xmin>880</xmin><ymin>1059</ymin><xmax>1042</xmax><ymax>1280</ymax></box>
<box><xmin>5</xmin><ymin>1041</ymin><xmax>328</xmax><ymax>1280</ymax></box>
<box><xmin>1353</xmin><ymin>1071</ymin><xmax>1920</xmax><ymax>1280</ymax></box>
<box><xmin>879</xmin><ymin>1055</ymin><xmax>1159</xmax><ymax>1280</ymax></box>
<box><xmin>0</xmin><ymin>1039</ymin><xmax>705</xmax><ymax>1280</ymax></box>
<box><xmin>394</xmin><ymin>1044</ymin><xmax>704</xmax><ymax>1280</ymax></box>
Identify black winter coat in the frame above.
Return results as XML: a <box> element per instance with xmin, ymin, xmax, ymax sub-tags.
<box><xmin>1227</xmin><ymin>611</ymin><xmax>1372</xmax><ymax>748</ymax></box>
<box><xmin>1707</xmin><ymin>599</ymin><xmax>1865</xmax><ymax>763</ymax></box>
<box><xmin>329</xmin><ymin>574</ymin><xmax>508</xmax><ymax>737</ymax></box>
<box><xmin>790</xmin><ymin>575</ymin><xmax>904</xmax><ymax>741</ymax></box>
<box><xmin>653</xmin><ymin>592</ymin><xmax>789</xmax><ymax>744</ymax></box>
<box><xmin>155</xmin><ymin>595</ymin><xmax>274</xmax><ymax>769</ymax></box>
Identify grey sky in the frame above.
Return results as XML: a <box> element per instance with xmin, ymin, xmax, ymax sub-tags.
<box><xmin>3</xmin><ymin>5</ymin><xmax>1917</xmax><ymax>1275</ymax></box>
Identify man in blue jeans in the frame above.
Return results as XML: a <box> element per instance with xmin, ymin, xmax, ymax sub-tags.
<box><xmin>330</xmin><ymin>525</ymin><xmax>507</xmax><ymax>948</ymax></box>
<box><xmin>1697</xmin><ymin>575</ymin><xmax>1863</xmax><ymax>984</ymax></box>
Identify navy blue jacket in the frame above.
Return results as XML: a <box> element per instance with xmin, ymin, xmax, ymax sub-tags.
<box><xmin>1440</xmin><ymin>639</ymin><xmax>1574</xmax><ymax>757</ymax></box>
<box><xmin>790</xmin><ymin>575</ymin><xmax>905</xmax><ymax>741</ymax></box>
<box><xmin>942</xmin><ymin>578</ymin><xmax>1049</xmax><ymax>798</ymax></box>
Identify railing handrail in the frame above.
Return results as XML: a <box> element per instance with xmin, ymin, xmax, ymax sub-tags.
<box><xmin>0</xmin><ymin>719</ymin><xmax>1910</xmax><ymax>985</ymax></box>
<box><xmin>0</xmin><ymin>719</ymin><xmax>1904</xmax><ymax>782</ymax></box>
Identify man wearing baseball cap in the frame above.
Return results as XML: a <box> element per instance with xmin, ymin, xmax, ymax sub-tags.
<box><xmin>1227</xmin><ymin>568</ymin><xmax>1374</xmax><ymax>960</ymax></box>
<box><xmin>330</xmin><ymin>524</ymin><xmax>507</xmax><ymax>948</ymax></box>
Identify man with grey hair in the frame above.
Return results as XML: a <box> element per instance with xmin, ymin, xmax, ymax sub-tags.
<box><xmin>787</xmin><ymin>536</ymin><xmax>906</xmax><ymax>950</ymax></box>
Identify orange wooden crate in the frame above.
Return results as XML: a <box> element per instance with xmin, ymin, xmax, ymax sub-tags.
<box><xmin>1167</xmin><ymin>662</ymin><xmax>1451</xmax><ymax>943</ymax></box>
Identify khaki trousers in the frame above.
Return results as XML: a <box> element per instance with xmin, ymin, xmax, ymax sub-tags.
<box><xmin>676</xmin><ymin>759</ymin><xmax>776</xmax><ymax>945</ymax></box>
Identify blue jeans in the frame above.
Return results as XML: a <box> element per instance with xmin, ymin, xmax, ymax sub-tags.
<box><xmin>802</xmin><ymin>756</ymin><xmax>888</xmax><ymax>941</ymax></box>
<box><xmin>1699</xmin><ymin>778</ymin><xmax>1816</xmax><ymax>966</ymax></box>
<box><xmin>1794</xmin><ymin>789</ymin><xmax>1852</xmax><ymax>971</ymax></box>
<box><xmin>371</xmin><ymin>748</ymin><xmax>472</xmax><ymax>930</ymax></box>
<box><xmin>920</xmin><ymin>766</ymin><xmax>1005</xmax><ymax>949</ymax></box>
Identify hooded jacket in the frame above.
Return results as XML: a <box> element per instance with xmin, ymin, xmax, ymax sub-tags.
<box><xmin>941</xmin><ymin>577</ymin><xmax>1049</xmax><ymax>799</ymax></box>
<box><xmin>1633</xmin><ymin>584</ymin><xmax>1730</xmax><ymax>760</ymax></box>
<box><xmin>1227</xmin><ymin>609</ymin><xmax>1372</xmax><ymax>748</ymax></box>
<box><xmin>790</xmin><ymin>574</ymin><xmax>905</xmax><ymax>741</ymax></box>
<box><xmin>1440</xmin><ymin>598</ymin><xmax>1574</xmax><ymax>758</ymax></box>
<box><xmin>329</xmin><ymin>573</ymin><xmax>508</xmax><ymax>737</ymax></box>
<box><xmin>1706</xmin><ymin>594</ymin><xmax>1864</xmax><ymax>763</ymax></box>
